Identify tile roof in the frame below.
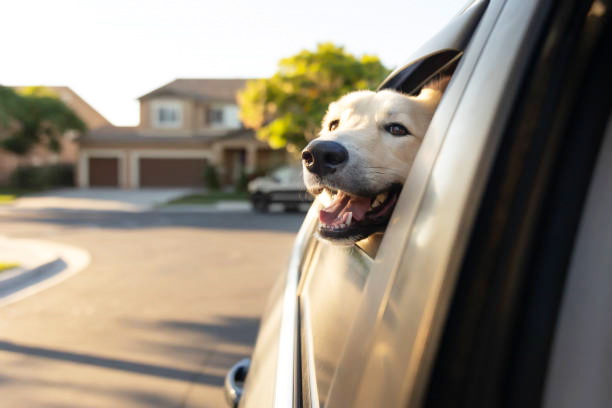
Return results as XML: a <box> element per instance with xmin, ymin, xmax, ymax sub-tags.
<box><xmin>81</xmin><ymin>125</ymin><xmax>256</xmax><ymax>146</ymax></box>
<box><xmin>138</xmin><ymin>78</ymin><xmax>252</xmax><ymax>102</ymax></box>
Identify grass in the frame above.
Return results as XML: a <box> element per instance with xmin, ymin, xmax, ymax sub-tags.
<box><xmin>167</xmin><ymin>191</ymin><xmax>250</xmax><ymax>205</ymax></box>
<box><xmin>0</xmin><ymin>187</ymin><xmax>41</xmax><ymax>204</ymax></box>
<box><xmin>0</xmin><ymin>262</ymin><xmax>19</xmax><ymax>272</ymax></box>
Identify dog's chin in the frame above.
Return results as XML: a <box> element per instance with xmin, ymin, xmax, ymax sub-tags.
<box><xmin>313</xmin><ymin>183</ymin><xmax>402</xmax><ymax>244</ymax></box>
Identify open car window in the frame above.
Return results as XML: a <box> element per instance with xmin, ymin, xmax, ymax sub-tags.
<box><xmin>297</xmin><ymin>2</ymin><xmax>490</xmax><ymax>406</ymax></box>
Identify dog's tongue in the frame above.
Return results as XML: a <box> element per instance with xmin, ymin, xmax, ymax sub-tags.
<box><xmin>320</xmin><ymin>191</ymin><xmax>371</xmax><ymax>225</ymax></box>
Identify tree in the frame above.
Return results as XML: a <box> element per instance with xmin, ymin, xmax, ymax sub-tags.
<box><xmin>0</xmin><ymin>86</ymin><xmax>86</xmax><ymax>156</ymax></box>
<box><xmin>238</xmin><ymin>43</ymin><xmax>389</xmax><ymax>152</ymax></box>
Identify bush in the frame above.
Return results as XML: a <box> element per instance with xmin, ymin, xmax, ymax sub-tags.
<box><xmin>203</xmin><ymin>165</ymin><xmax>220</xmax><ymax>191</ymax></box>
<box><xmin>235</xmin><ymin>170</ymin><xmax>249</xmax><ymax>192</ymax></box>
<box><xmin>9</xmin><ymin>164</ymin><xmax>75</xmax><ymax>189</ymax></box>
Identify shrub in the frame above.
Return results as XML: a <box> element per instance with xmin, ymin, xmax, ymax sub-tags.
<box><xmin>9</xmin><ymin>164</ymin><xmax>75</xmax><ymax>189</ymax></box>
<box><xmin>235</xmin><ymin>170</ymin><xmax>249</xmax><ymax>192</ymax></box>
<box><xmin>203</xmin><ymin>165</ymin><xmax>220</xmax><ymax>191</ymax></box>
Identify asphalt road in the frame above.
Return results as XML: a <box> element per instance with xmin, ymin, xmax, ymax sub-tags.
<box><xmin>0</xmin><ymin>209</ymin><xmax>305</xmax><ymax>408</ymax></box>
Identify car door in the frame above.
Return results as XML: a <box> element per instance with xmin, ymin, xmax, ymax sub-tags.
<box><xmin>240</xmin><ymin>1</ymin><xmax>493</xmax><ymax>407</ymax></box>
<box><xmin>236</xmin><ymin>0</ymin><xmax>612</xmax><ymax>406</ymax></box>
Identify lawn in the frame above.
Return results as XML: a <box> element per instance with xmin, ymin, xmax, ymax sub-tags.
<box><xmin>0</xmin><ymin>187</ymin><xmax>40</xmax><ymax>204</ymax></box>
<box><xmin>0</xmin><ymin>262</ymin><xmax>19</xmax><ymax>272</ymax></box>
<box><xmin>166</xmin><ymin>191</ymin><xmax>250</xmax><ymax>205</ymax></box>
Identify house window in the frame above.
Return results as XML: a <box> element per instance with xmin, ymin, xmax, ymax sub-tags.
<box><xmin>151</xmin><ymin>100</ymin><xmax>182</xmax><ymax>128</ymax></box>
<box><xmin>207</xmin><ymin>104</ymin><xmax>241</xmax><ymax>129</ymax></box>
<box><xmin>209</xmin><ymin>107</ymin><xmax>224</xmax><ymax>125</ymax></box>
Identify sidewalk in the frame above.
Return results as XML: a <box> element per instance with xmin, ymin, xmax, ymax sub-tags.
<box><xmin>5</xmin><ymin>188</ymin><xmax>195</xmax><ymax>212</ymax></box>
<box><xmin>0</xmin><ymin>236</ymin><xmax>90</xmax><ymax>307</ymax></box>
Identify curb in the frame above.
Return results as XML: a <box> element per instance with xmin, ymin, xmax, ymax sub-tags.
<box><xmin>159</xmin><ymin>201</ymin><xmax>253</xmax><ymax>213</ymax></box>
<box><xmin>0</xmin><ymin>240</ymin><xmax>90</xmax><ymax>308</ymax></box>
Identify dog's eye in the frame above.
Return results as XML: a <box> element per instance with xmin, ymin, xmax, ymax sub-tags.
<box><xmin>329</xmin><ymin>119</ymin><xmax>339</xmax><ymax>131</ymax></box>
<box><xmin>384</xmin><ymin>123</ymin><xmax>410</xmax><ymax>136</ymax></box>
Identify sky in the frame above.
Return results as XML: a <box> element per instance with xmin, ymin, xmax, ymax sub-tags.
<box><xmin>2</xmin><ymin>0</ymin><xmax>467</xmax><ymax>126</ymax></box>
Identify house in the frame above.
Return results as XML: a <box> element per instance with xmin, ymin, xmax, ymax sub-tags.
<box><xmin>0</xmin><ymin>86</ymin><xmax>110</xmax><ymax>185</ymax></box>
<box><xmin>77</xmin><ymin>79</ymin><xmax>288</xmax><ymax>188</ymax></box>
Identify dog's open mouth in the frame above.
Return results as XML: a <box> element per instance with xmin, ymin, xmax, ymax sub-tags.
<box><xmin>317</xmin><ymin>184</ymin><xmax>402</xmax><ymax>241</ymax></box>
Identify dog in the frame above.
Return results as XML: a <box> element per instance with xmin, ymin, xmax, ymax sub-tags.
<box><xmin>301</xmin><ymin>77</ymin><xmax>450</xmax><ymax>243</ymax></box>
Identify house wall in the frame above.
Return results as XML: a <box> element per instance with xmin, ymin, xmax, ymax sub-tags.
<box><xmin>77</xmin><ymin>138</ymin><xmax>288</xmax><ymax>189</ymax></box>
<box><xmin>78</xmin><ymin>145</ymin><xmax>215</xmax><ymax>188</ymax></box>
<box><xmin>140</xmin><ymin>97</ymin><xmax>241</xmax><ymax>134</ymax></box>
<box><xmin>139</xmin><ymin>98</ymin><xmax>196</xmax><ymax>136</ymax></box>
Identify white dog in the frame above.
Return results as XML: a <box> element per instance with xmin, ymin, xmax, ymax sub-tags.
<box><xmin>301</xmin><ymin>78</ymin><xmax>449</xmax><ymax>243</ymax></box>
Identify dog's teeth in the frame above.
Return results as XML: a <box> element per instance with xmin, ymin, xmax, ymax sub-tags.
<box><xmin>339</xmin><ymin>223</ymin><xmax>346</xmax><ymax>229</ymax></box>
<box><xmin>376</xmin><ymin>192</ymin><xmax>388</xmax><ymax>203</ymax></box>
<box><xmin>346</xmin><ymin>212</ymin><xmax>352</xmax><ymax>226</ymax></box>
<box><xmin>372</xmin><ymin>200</ymin><xmax>381</xmax><ymax>208</ymax></box>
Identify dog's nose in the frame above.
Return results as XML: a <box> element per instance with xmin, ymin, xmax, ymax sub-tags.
<box><xmin>301</xmin><ymin>140</ymin><xmax>349</xmax><ymax>176</ymax></box>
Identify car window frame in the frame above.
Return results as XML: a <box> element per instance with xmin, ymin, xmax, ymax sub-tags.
<box><xmin>294</xmin><ymin>1</ymin><xmax>493</xmax><ymax>407</ymax></box>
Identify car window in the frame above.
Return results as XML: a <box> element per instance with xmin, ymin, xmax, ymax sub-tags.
<box><xmin>271</xmin><ymin>166</ymin><xmax>302</xmax><ymax>183</ymax></box>
<box><xmin>295</xmin><ymin>2</ymin><xmax>490</xmax><ymax>406</ymax></box>
<box><xmin>271</xmin><ymin>167</ymin><xmax>291</xmax><ymax>182</ymax></box>
<box><xmin>298</xmin><ymin>237</ymin><xmax>372</xmax><ymax>406</ymax></box>
<box><xmin>297</xmin><ymin>54</ymin><xmax>463</xmax><ymax>407</ymax></box>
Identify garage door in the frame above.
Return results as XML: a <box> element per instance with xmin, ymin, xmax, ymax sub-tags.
<box><xmin>139</xmin><ymin>158</ymin><xmax>207</xmax><ymax>187</ymax></box>
<box><xmin>89</xmin><ymin>157</ymin><xmax>119</xmax><ymax>187</ymax></box>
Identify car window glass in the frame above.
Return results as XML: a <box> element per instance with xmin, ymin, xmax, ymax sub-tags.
<box><xmin>298</xmin><ymin>238</ymin><xmax>372</xmax><ymax>406</ymax></box>
<box><xmin>271</xmin><ymin>167</ymin><xmax>291</xmax><ymax>181</ymax></box>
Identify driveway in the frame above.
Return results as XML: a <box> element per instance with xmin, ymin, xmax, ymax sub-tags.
<box><xmin>10</xmin><ymin>188</ymin><xmax>195</xmax><ymax>212</ymax></box>
<box><xmin>0</xmin><ymin>209</ymin><xmax>305</xmax><ymax>407</ymax></box>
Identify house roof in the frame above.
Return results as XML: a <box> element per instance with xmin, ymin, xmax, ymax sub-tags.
<box><xmin>138</xmin><ymin>78</ymin><xmax>252</xmax><ymax>103</ymax></box>
<box><xmin>80</xmin><ymin>125</ymin><xmax>257</xmax><ymax>146</ymax></box>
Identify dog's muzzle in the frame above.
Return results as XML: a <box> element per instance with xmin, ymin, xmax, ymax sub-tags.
<box><xmin>301</xmin><ymin>140</ymin><xmax>348</xmax><ymax>177</ymax></box>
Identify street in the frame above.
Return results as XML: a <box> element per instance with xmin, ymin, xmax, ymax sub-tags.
<box><xmin>0</xmin><ymin>209</ymin><xmax>304</xmax><ymax>407</ymax></box>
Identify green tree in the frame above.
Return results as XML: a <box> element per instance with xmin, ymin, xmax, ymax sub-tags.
<box><xmin>0</xmin><ymin>86</ymin><xmax>86</xmax><ymax>156</ymax></box>
<box><xmin>238</xmin><ymin>43</ymin><xmax>389</xmax><ymax>152</ymax></box>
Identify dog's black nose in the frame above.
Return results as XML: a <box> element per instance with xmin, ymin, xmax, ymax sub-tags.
<box><xmin>301</xmin><ymin>140</ymin><xmax>349</xmax><ymax>176</ymax></box>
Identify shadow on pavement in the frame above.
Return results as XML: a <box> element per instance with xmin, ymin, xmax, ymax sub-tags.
<box><xmin>0</xmin><ymin>315</ymin><xmax>263</xmax><ymax>406</ymax></box>
<box><xmin>0</xmin><ymin>340</ymin><xmax>223</xmax><ymax>386</ymax></box>
<box><xmin>155</xmin><ymin>316</ymin><xmax>260</xmax><ymax>346</ymax></box>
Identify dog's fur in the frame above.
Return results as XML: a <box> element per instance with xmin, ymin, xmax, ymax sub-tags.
<box><xmin>303</xmin><ymin>77</ymin><xmax>450</xmax><ymax>243</ymax></box>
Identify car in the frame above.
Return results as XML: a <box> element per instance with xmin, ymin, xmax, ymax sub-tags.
<box><xmin>226</xmin><ymin>0</ymin><xmax>612</xmax><ymax>406</ymax></box>
<box><xmin>247</xmin><ymin>165</ymin><xmax>313</xmax><ymax>212</ymax></box>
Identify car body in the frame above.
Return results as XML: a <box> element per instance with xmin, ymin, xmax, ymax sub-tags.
<box><xmin>247</xmin><ymin>165</ymin><xmax>313</xmax><ymax>212</ymax></box>
<box><xmin>226</xmin><ymin>0</ymin><xmax>612</xmax><ymax>407</ymax></box>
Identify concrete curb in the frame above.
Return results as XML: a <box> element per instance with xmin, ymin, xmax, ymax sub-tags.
<box><xmin>0</xmin><ymin>239</ymin><xmax>91</xmax><ymax>308</ymax></box>
<box><xmin>159</xmin><ymin>201</ymin><xmax>253</xmax><ymax>213</ymax></box>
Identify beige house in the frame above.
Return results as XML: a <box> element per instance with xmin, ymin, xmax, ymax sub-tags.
<box><xmin>77</xmin><ymin>78</ymin><xmax>287</xmax><ymax>188</ymax></box>
<box><xmin>0</xmin><ymin>86</ymin><xmax>110</xmax><ymax>184</ymax></box>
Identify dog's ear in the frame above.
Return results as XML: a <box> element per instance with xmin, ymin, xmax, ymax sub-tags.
<box><xmin>415</xmin><ymin>75</ymin><xmax>452</xmax><ymax>107</ymax></box>
<box><xmin>422</xmin><ymin>75</ymin><xmax>452</xmax><ymax>94</ymax></box>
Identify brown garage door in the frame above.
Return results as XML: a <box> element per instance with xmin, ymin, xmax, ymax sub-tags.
<box><xmin>89</xmin><ymin>157</ymin><xmax>119</xmax><ymax>187</ymax></box>
<box><xmin>139</xmin><ymin>158</ymin><xmax>207</xmax><ymax>187</ymax></box>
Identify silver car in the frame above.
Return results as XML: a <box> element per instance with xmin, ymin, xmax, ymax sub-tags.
<box><xmin>248</xmin><ymin>166</ymin><xmax>313</xmax><ymax>212</ymax></box>
<box><xmin>227</xmin><ymin>0</ymin><xmax>612</xmax><ymax>406</ymax></box>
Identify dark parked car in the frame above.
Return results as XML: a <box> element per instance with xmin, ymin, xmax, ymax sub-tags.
<box><xmin>227</xmin><ymin>0</ymin><xmax>612</xmax><ymax>406</ymax></box>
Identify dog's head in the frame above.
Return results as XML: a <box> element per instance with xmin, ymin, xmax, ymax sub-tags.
<box><xmin>302</xmin><ymin>82</ymin><xmax>447</xmax><ymax>243</ymax></box>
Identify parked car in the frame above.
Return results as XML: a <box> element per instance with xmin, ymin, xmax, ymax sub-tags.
<box><xmin>248</xmin><ymin>165</ymin><xmax>313</xmax><ymax>212</ymax></box>
<box><xmin>227</xmin><ymin>0</ymin><xmax>612</xmax><ymax>407</ymax></box>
